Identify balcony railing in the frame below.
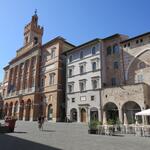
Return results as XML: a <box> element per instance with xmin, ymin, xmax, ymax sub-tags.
<box><xmin>4</xmin><ymin>87</ymin><xmax>36</xmax><ymax>99</ymax></box>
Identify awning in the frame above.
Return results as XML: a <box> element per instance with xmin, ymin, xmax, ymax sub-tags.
<box><xmin>135</xmin><ymin>109</ymin><xmax>150</xmax><ymax>116</ymax></box>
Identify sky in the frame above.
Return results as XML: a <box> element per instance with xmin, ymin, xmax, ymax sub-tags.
<box><xmin>0</xmin><ymin>0</ymin><xmax>150</xmax><ymax>82</ymax></box>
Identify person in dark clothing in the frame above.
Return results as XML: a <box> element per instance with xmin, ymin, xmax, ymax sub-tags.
<box><xmin>38</xmin><ymin>115</ymin><xmax>45</xmax><ymax>130</ymax></box>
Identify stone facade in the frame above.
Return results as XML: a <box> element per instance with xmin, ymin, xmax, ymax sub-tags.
<box><xmin>101</xmin><ymin>83</ymin><xmax>149</xmax><ymax>124</ymax></box>
<box><xmin>101</xmin><ymin>33</ymin><xmax>150</xmax><ymax>124</ymax></box>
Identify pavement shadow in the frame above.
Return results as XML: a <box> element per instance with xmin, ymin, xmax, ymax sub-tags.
<box><xmin>0</xmin><ymin>134</ymin><xmax>62</xmax><ymax>150</ymax></box>
<box><xmin>42</xmin><ymin>129</ymin><xmax>56</xmax><ymax>132</ymax></box>
<box><xmin>13</xmin><ymin>131</ymin><xmax>28</xmax><ymax>134</ymax></box>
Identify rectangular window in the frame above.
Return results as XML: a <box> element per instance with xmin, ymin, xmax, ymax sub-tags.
<box><xmin>30</xmin><ymin>76</ymin><xmax>34</xmax><ymax>87</ymax></box>
<box><xmin>72</xmin><ymin>98</ymin><xmax>75</xmax><ymax>103</ymax></box>
<box><xmin>111</xmin><ymin>77</ymin><xmax>116</xmax><ymax>86</ymax></box>
<box><xmin>49</xmin><ymin>73</ymin><xmax>55</xmax><ymax>85</ymax></box>
<box><xmin>91</xmin><ymin>96</ymin><xmax>95</xmax><ymax>101</ymax></box>
<box><xmin>69</xmin><ymin>55</ymin><xmax>73</xmax><ymax>63</ymax></box>
<box><xmin>137</xmin><ymin>75</ymin><xmax>144</xmax><ymax>83</ymax></box>
<box><xmin>92</xmin><ymin>62</ymin><xmax>97</xmax><ymax>71</ymax></box>
<box><xmin>51</xmin><ymin>48</ymin><xmax>55</xmax><ymax>59</ymax></box>
<box><xmin>68</xmin><ymin>69</ymin><xmax>73</xmax><ymax>77</ymax></box>
<box><xmin>113</xmin><ymin>61</ymin><xmax>119</xmax><ymax>69</ymax></box>
<box><xmin>80</xmin><ymin>96</ymin><xmax>86</xmax><ymax>101</ymax></box>
<box><xmin>68</xmin><ymin>84</ymin><xmax>74</xmax><ymax>93</ymax></box>
<box><xmin>92</xmin><ymin>79</ymin><xmax>98</xmax><ymax>89</ymax></box>
<box><xmin>80</xmin><ymin>65</ymin><xmax>84</xmax><ymax>74</ymax></box>
<box><xmin>107</xmin><ymin>46</ymin><xmax>111</xmax><ymax>55</ymax></box>
<box><xmin>113</xmin><ymin>44</ymin><xmax>119</xmax><ymax>54</ymax></box>
<box><xmin>79</xmin><ymin>80</ymin><xmax>86</xmax><ymax>92</ymax></box>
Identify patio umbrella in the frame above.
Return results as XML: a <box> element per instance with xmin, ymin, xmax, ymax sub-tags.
<box><xmin>135</xmin><ymin>109</ymin><xmax>150</xmax><ymax>116</ymax></box>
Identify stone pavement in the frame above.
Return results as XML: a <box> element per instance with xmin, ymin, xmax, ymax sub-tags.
<box><xmin>0</xmin><ymin>120</ymin><xmax>150</xmax><ymax>150</ymax></box>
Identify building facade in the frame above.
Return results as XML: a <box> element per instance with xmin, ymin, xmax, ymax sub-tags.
<box><xmin>2</xmin><ymin>13</ymin><xmax>150</xmax><ymax>124</ymax></box>
<box><xmin>65</xmin><ymin>39</ymin><xmax>102</xmax><ymax>123</ymax></box>
<box><xmin>101</xmin><ymin>33</ymin><xmax>150</xmax><ymax>124</ymax></box>
<box><xmin>66</xmin><ymin>33</ymin><xmax>150</xmax><ymax>124</ymax></box>
<box><xmin>2</xmin><ymin>13</ymin><xmax>74</xmax><ymax>121</ymax></box>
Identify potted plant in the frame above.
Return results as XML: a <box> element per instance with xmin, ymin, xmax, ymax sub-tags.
<box><xmin>88</xmin><ymin>120</ymin><xmax>101</xmax><ymax>134</ymax></box>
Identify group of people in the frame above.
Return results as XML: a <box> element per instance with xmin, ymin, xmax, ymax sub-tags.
<box><xmin>38</xmin><ymin>115</ymin><xmax>45</xmax><ymax>130</ymax></box>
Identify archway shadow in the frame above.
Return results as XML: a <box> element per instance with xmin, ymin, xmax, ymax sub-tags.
<box><xmin>0</xmin><ymin>134</ymin><xmax>62</xmax><ymax>150</ymax></box>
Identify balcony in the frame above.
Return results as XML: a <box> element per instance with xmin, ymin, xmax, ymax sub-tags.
<box><xmin>4</xmin><ymin>87</ymin><xmax>36</xmax><ymax>99</ymax></box>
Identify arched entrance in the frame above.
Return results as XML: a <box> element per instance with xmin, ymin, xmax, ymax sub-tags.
<box><xmin>80</xmin><ymin>108</ymin><xmax>86</xmax><ymax>123</ymax></box>
<box><xmin>8</xmin><ymin>102</ymin><xmax>13</xmax><ymax>116</ymax></box>
<box><xmin>14</xmin><ymin>101</ymin><xmax>19</xmax><ymax>117</ymax></box>
<box><xmin>104</xmin><ymin>102</ymin><xmax>119</xmax><ymax>124</ymax></box>
<box><xmin>19</xmin><ymin>100</ymin><xmax>24</xmax><ymax>120</ymax></box>
<box><xmin>122</xmin><ymin>101</ymin><xmax>141</xmax><ymax>124</ymax></box>
<box><xmin>47</xmin><ymin>104</ymin><xmax>53</xmax><ymax>120</ymax></box>
<box><xmin>70</xmin><ymin>108</ymin><xmax>77</xmax><ymax>122</ymax></box>
<box><xmin>25</xmin><ymin>99</ymin><xmax>31</xmax><ymax>121</ymax></box>
<box><xmin>90</xmin><ymin>107</ymin><xmax>98</xmax><ymax>121</ymax></box>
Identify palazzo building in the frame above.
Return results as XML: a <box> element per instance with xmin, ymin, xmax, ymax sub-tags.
<box><xmin>2</xmin><ymin>13</ymin><xmax>74</xmax><ymax>121</ymax></box>
<box><xmin>65</xmin><ymin>39</ymin><xmax>102</xmax><ymax>122</ymax></box>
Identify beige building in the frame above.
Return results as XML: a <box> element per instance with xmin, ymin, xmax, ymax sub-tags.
<box><xmin>2</xmin><ymin>13</ymin><xmax>74</xmax><ymax>121</ymax></box>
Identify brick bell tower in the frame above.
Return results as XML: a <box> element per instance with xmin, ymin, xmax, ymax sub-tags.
<box><xmin>24</xmin><ymin>10</ymin><xmax>44</xmax><ymax>46</ymax></box>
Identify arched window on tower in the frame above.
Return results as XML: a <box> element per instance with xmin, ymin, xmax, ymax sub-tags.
<box><xmin>34</xmin><ymin>37</ymin><xmax>38</xmax><ymax>45</ymax></box>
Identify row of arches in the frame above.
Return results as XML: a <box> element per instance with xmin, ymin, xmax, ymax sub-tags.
<box><xmin>4</xmin><ymin>100</ymin><xmax>54</xmax><ymax>121</ymax></box>
<box><xmin>4</xmin><ymin>99</ymin><xmax>32</xmax><ymax>121</ymax></box>
<box><xmin>69</xmin><ymin>101</ymin><xmax>142</xmax><ymax>124</ymax></box>
<box><xmin>70</xmin><ymin>107</ymin><xmax>99</xmax><ymax>123</ymax></box>
<box><xmin>103</xmin><ymin>101</ymin><xmax>141</xmax><ymax>124</ymax></box>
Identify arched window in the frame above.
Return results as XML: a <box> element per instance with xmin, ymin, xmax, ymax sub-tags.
<box><xmin>113</xmin><ymin>44</ymin><xmax>119</xmax><ymax>54</ymax></box>
<box><xmin>138</xmin><ymin>62</ymin><xmax>145</xmax><ymax>69</ymax></box>
<box><xmin>34</xmin><ymin>37</ymin><xmax>38</xmax><ymax>45</ymax></box>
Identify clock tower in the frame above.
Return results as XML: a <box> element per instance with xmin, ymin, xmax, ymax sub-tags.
<box><xmin>24</xmin><ymin>11</ymin><xmax>43</xmax><ymax>46</ymax></box>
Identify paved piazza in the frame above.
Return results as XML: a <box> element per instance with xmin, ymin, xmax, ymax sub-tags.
<box><xmin>0</xmin><ymin>121</ymin><xmax>150</xmax><ymax>150</ymax></box>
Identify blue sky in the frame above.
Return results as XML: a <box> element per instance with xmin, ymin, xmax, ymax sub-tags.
<box><xmin>0</xmin><ymin>0</ymin><xmax>150</xmax><ymax>81</ymax></box>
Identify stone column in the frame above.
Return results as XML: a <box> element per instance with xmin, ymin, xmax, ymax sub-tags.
<box><xmin>27</xmin><ymin>58</ymin><xmax>32</xmax><ymax>90</ymax></box>
<box><xmin>98</xmin><ymin>107</ymin><xmax>102</xmax><ymax>122</ymax></box>
<box><xmin>34</xmin><ymin>56</ymin><xmax>39</xmax><ymax>91</ymax></box>
<box><xmin>103</xmin><ymin>111</ymin><xmax>107</xmax><ymax>125</ymax></box>
<box><xmin>86</xmin><ymin>107</ymin><xmax>90</xmax><ymax>123</ymax></box>
<box><xmin>20</xmin><ymin>63</ymin><xmax>25</xmax><ymax>91</ymax></box>
<box><xmin>77</xmin><ymin>108</ymin><xmax>81</xmax><ymax>122</ymax></box>
<box><xmin>12</xmin><ymin>105</ymin><xmax>15</xmax><ymax>116</ymax></box>
<box><xmin>16</xmin><ymin>64</ymin><xmax>21</xmax><ymax>92</ymax></box>
<box><xmin>119</xmin><ymin>108</ymin><xmax>123</xmax><ymax>124</ymax></box>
